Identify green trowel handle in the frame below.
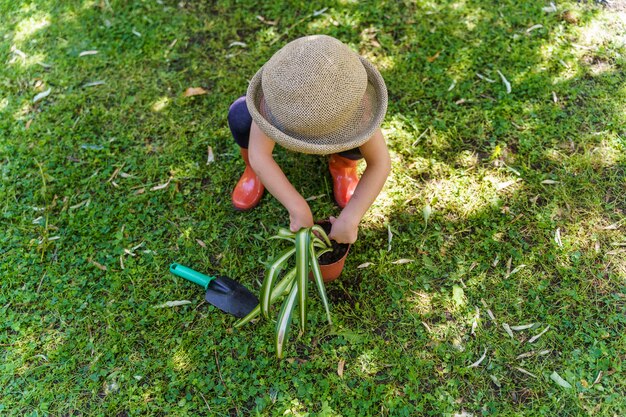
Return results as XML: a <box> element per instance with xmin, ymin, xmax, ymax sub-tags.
<box><xmin>169</xmin><ymin>263</ymin><xmax>216</xmax><ymax>289</ymax></box>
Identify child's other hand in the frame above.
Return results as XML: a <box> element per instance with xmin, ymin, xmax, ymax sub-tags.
<box><xmin>328</xmin><ymin>216</ymin><xmax>358</xmax><ymax>244</ymax></box>
<box><xmin>289</xmin><ymin>205</ymin><xmax>314</xmax><ymax>232</ymax></box>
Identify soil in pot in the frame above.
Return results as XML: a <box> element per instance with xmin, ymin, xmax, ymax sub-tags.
<box><xmin>317</xmin><ymin>221</ymin><xmax>349</xmax><ymax>265</ymax></box>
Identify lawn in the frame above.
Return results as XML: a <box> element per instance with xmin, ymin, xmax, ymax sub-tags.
<box><xmin>1</xmin><ymin>0</ymin><xmax>625</xmax><ymax>415</ymax></box>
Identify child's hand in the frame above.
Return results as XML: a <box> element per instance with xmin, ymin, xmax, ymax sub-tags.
<box><xmin>328</xmin><ymin>216</ymin><xmax>358</xmax><ymax>244</ymax></box>
<box><xmin>289</xmin><ymin>205</ymin><xmax>314</xmax><ymax>232</ymax></box>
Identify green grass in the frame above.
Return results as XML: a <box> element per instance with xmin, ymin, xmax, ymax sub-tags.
<box><xmin>1</xmin><ymin>0</ymin><xmax>625</xmax><ymax>415</ymax></box>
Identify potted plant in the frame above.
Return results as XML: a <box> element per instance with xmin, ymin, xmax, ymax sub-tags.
<box><xmin>234</xmin><ymin>223</ymin><xmax>349</xmax><ymax>358</ymax></box>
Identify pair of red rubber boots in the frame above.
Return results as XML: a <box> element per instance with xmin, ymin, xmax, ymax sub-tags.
<box><xmin>231</xmin><ymin>149</ymin><xmax>358</xmax><ymax>211</ymax></box>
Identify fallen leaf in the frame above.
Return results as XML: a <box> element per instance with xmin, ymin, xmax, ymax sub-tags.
<box><xmin>601</xmin><ymin>222</ymin><xmax>622</xmax><ymax>230</ymax></box>
<box><xmin>183</xmin><ymin>87</ymin><xmax>208</xmax><ymax>97</ymax></box>
<box><xmin>392</xmin><ymin>259</ymin><xmax>414</xmax><ymax>264</ymax></box>
<box><xmin>206</xmin><ymin>145</ymin><xmax>215</xmax><ymax>164</ymax></box>
<box><xmin>150</xmin><ymin>177</ymin><xmax>172</xmax><ymax>191</ymax></box>
<box><xmin>313</xmin><ymin>7</ymin><xmax>328</xmax><ymax>16</ymax></box>
<box><xmin>337</xmin><ymin>360</ymin><xmax>345</xmax><ymax>377</ymax></box>
<box><xmin>357</xmin><ymin>262</ymin><xmax>373</xmax><ymax>269</ymax></box>
<box><xmin>543</xmin><ymin>2</ymin><xmax>557</xmax><ymax>13</ymax></box>
<box><xmin>541</xmin><ymin>179</ymin><xmax>559</xmax><ymax>184</ymax></box>
<box><xmin>448</xmin><ymin>80</ymin><xmax>457</xmax><ymax>91</ymax></box>
<box><xmin>490</xmin><ymin>375</ymin><xmax>501</xmax><ymax>387</ymax></box>
<box><xmin>305</xmin><ymin>194</ymin><xmax>325</xmax><ymax>201</ymax></box>
<box><xmin>132</xmin><ymin>28</ymin><xmax>142</xmax><ymax>37</ymax></box>
<box><xmin>506</xmin><ymin>264</ymin><xmax>526</xmax><ymax>278</ymax></box>
<box><xmin>511</xmin><ymin>323</ymin><xmax>535</xmax><ymax>331</ymax></box>
<box><xmin>33</xmin><ymin>88</ymin><xmax>51</xmax><ymax>103</ymax></box>
<box><xmin>496</xmin><ymin>70</ymin><xmax>512</xmax><ymax>94</ymax></box>
<box><xmin>88</xmin><ymin>257</ymin><xmax>107</xmax><ymax>271</ymax></box>
<box><xmin>387</xmin><ymin>223</ymin><xmax>393</xmax><ymax>252</ymax></box>
<box><xmin>25</xmin><ymin>119</ymin><xmax>33</xmax><ymax>129</ymax></box>
<box><xmin>554</xmin><ymin>228</ymin><xmax>563</xmax><ymax>247</ymax></box>
<box><xmin>516</xmin><ymin>351</ymin><xmax>536</xmax><ymax>359</ymax></box>
<box><xmin>502</xmin><ymin>323</ymin><xmax>514</xmax><ymax>339</ymax></box>
<box><xmin>229</xmin><ymin>41</ymin><xmax>247</xmax><ymax>48</ymax></box>
<box><xmin>528</xmin><ymin>325</ymin><xmax>550</xmax><ymax>343</ymax></box>
<box><xmin>70</xmin><ymin>199</ymin><xmax>90</xmax><ymax>209</ymax></box>
<box><xmin>154</xmin><ymin>300</ymin><xmax>192</xmax><ymax>309</ymax></box>
<box><xmin>423</xmin><ymin>204</ymin><xmax>432</xmax><ymax>224</ymax></box>
<box><xmin>526</xmin><ymin>24</ymin><xmax>543</xmax><ymax>33</ymax></box>
<box><xmin>468</xmin><ymin>348</ymin><xmax>488</xmax><ymax>368</ymax></box>
<box><xmin>476</xmin><ymin>73</ymin><xmax>496</xmax><ymax>83</ymax></box>
<box><xmin>134</xmin><ymin>188</ymin><xmax>145</xmax><ymax>195</ymax></box>
<box><xmin>83</xmin><ymin>80</ymin><xmax>106</xmax><ymax>87</ymax></box>
<box><xmin>552</xmin><ymin>91</ymin><xmax>558</xmax><ymax>103</ymax></box>
<box><xmin>196</xmin><ymin>239</ymin><xmax>207</xmax><ymax>248</ymax></box>
<box><xmin>427</xmin><ymin>50</ymin><xmax>441</xmax><ymax>63</ymax></box>
<box><xmin>593</xmin><ymin>371</ymin><xmax>603</xmax><ymax>385</ymax></box>
<box><xmin>256</xmin><ymin>15</ymin><xmax>277</xmax><ymax>25</ymax></box>
<box><xmin>496</xmin><ymin>179</ymin><xmax>519</xmax><ymax>191</ymax></box>
<box><xmin>79</xmin><ymin>50</ymin><xmax>99</xmax><ymax>57</ymax></box>
<box><xmin>515</xmin><ymin>367</ymin><xmax>537</xmax><ymax>378</ymax></box>
<box><xmin>550</xmin><ymin>371</ymin><xmax>572</xmax><ymax>389</ymax></box>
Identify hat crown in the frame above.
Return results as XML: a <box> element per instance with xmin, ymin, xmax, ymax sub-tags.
<box><xmin>261</xmin><ymin>35</ymin><xmax>367</xmax><ymax>137</ymax></box>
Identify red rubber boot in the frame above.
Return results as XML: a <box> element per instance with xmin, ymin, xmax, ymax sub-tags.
<box><xmin>328</xmin><ymin>154</ymin><xmax>359</xmax><ymax>208</ymax></box>
<box><xmin>232</xmin><ymin>148</ymin><xmax>264</xmax><ymax>211</ymax></box>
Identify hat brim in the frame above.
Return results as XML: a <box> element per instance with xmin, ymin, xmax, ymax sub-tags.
<box><xmin>246</xmin><ymin>56</ymin><xmax>388</xmax><ymax>155</ymax></box>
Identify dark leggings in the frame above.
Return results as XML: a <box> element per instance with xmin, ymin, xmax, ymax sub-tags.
<box><xmin>228</xmin><ymin>96</ymin><xmax>363</xmax><ymax>160</ymax></box>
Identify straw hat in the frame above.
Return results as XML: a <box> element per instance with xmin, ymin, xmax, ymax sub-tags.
<box><xmin>246</xmin><ymin>35</ymin><xmax>388</xmax><ymax>154</ymax></box>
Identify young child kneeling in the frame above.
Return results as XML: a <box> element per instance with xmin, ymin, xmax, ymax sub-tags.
<box><xmin>228</xmin><ymin>35</ymin><xmax>390</xmax><ymax>244</ymax></box>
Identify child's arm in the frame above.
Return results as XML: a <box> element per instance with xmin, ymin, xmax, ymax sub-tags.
<box><xmin>247</xmin><ymin>121</ymin><xmax>314</xmax><ymax>232</ymax></box>
<box><xmin>329</xmin><ymin>129</ymin><xmax>391</xmax><ymax>244</ymax></box>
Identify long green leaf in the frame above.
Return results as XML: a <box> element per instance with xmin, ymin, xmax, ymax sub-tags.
<box><xmin>269</xmin><ymin>267</ymin><xmax>296</xmax><ymax>305</ymax></box>
<box><xmin>312</xmin><ymin>224</ymin><xmax>332</xmax><ymax>247</ymax></box>
<box><xmin>312</xmin><ymin>236</ymin><xmax>329</xmax><ymax>249</ymax></box>
<box><xmin>267</xmin><ymin>236</ymin><xmax>295</xmax><ymax>244</ymax></box>
<box><xmin>234</xmin><ymin>267</ymin><xmax>296</xmax><ymax>329</ymax></box>
<box><xmin>234</xmin><ymin>304</ymin><xmax>260</xmax><ymax>328</ymax></box>
<box><xmin>275</xmin><ymin>282</ymin><xmax>299</xmax><ymax>358</ymax></box>
<box><xmin>277</xmin><ymin>228</ymin><xmax>296</xmax><ymax>238</ymax></box>
<box><xmin>310</xmin><ymin>243</ymin><xmax>332</xmax><ymax>325</ymax></box>
<box><xmin>295</xmin><ymin>228</ymin><xmax>310</xmax><ymax>332</ymax></box>
<box><xmin>260</xmin><ymin>247</ymin><xmax>295</xmax><ymax>319</ymax></box>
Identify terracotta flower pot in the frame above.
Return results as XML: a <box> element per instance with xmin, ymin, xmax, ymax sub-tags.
<box><xmin>314</xmin><ymin>221</ymin><xmax>351</xmax><ymax>283</ymax></box>
<box><xmin>319</xmin><ymin>244</ymin><xmax>350</xmax><ymax>282</ymax></box>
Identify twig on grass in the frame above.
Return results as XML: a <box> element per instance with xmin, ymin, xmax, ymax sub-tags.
<box><xmin>197</xmin><ymin>389</ymin><xmax>212</xmax><ymax>411</ymax></box>
<box><xmin>411</xmin><ymin>127</ymin><xmax>429</xmax><ymax>146</ymax></box>
<box><xmin>36</xmin><ymin>272</ymin><xmax>47</xmax><ymax>294</ymax></box>
<box><xmin>215</xmin><ymin>350</ymin><xmax>240</xmax><ymax>415</ymax></box>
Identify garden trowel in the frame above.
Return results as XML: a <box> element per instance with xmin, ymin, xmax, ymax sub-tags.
<box><xmin>169</xmin><ymin>263</ymin><xmax>258</xmax><ymax>318</ymax></box>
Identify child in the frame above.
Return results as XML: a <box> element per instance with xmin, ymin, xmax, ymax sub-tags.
<box><xmin>228</xmin><ymin>35</ymin><xmax>390</xmax><ymax>244</ymax></box>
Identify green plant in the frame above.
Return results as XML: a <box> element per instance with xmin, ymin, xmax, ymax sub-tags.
<box><xmin>235</xmin><ymin>226</ymin><xmax>334</xmax><ymax>358</ymax></box>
